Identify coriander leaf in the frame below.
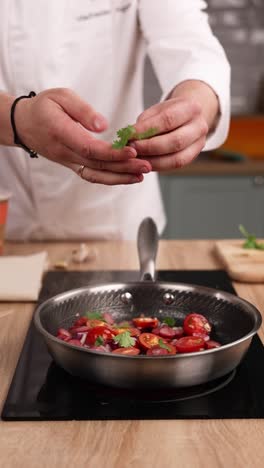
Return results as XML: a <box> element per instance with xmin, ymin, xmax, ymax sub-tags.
<box><xmin>95</xmin><ymin>336</ymin><xmax>104</xmax><ymax>346</ymax></box>
<box><xmin>162</xmin><ymin>317</ymin><xmax>176</xmax><ymax>327</ymax></box>
<box><xmin>85</xmin><ymin>311</ymin><xmax>105</xmax><ymax>321</ymax></box>
<box><xmin>112</xmin><ymin>125</ymin><xmax>136</xmax><ymax>149</ymax></box>
<box><xmin>112</xmin><ymin>125</ymin><xmax>158</xmax><ymax>149</ymax></box>
<box><xmin>113</xmin><ymin>331</ymin><xmax>135</xmax><ymax>348</ymax></box>
<box><xmin>134</xmin><ymin>127</ymin><xmax>158</xmax><ymax>140</ymax></box>
<box><xmin>158</xmin><ymin>339</ymin><xmax>171</xmax><ymax>351</ymax></box>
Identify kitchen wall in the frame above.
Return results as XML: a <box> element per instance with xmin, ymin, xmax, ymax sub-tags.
<box><xmin>143</xmin><ymin>0</ymin><xmax>264</xmax><ymax>239</ymax></box>
<box><xmin>144</xmin><ymin>0</ymin><xmax>264</xmax><ymax>114</ymax></box>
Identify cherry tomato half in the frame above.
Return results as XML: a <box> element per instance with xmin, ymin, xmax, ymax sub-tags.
<box><xmin>112</xmin><ymin>347</ymin><xmax>140</xmax><ymax>355</ymax></box>
<box><xmin>183</xmin><ymin>313</ymin><xmax>211</xmax><ymax>337</ymax></box>
<box><xmin>113</xmin><ymin>327</ymin><xmax>140</xmax><ymax>337</ymax></box>
<box><xmin>132</xmin><ymin>317</ymin><xmax>159</xmax><ymax>329</ymax></box>
<box><xmin>73</xmin><ymin>317</ymin><xmax>87</xmax><ymax>327</ymax></box>
<box><xmin>176</xmin><ymin>336</ymin><xmax>206</xmax><ymax>353</ymax></box>
<box><xmin>206</xmin><ymin>340</ymin><xmax>221</xmax><ymax>350</ymax></box>
<box><xmin>138</xmin><ymin>333</ymin><xmax>160</xmax><ymax>350</ymax></box>
<box><xmin>85</xmin><ymin>326</ymin><xmax>115</xmax><ymax>346</ymax></box>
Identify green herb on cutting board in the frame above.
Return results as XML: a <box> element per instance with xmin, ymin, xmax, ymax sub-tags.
<box><xmin>239</xmin><ymin>225</ymin><xmax>264</xmax><ymax>250</ymax></box>
<box><xmin>112</xmin><ymin>125</ymin><xmax>158</xmax><ymax>149</ymax></box>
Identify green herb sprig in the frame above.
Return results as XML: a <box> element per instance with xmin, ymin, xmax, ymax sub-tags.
<box><xmin>162</xmin><ymin>317</ymin><xmax>176</xmax><ymax>327</ymax></box>
<box><xmin>113</xmin><ymin>331</ymin><xmax>136</xmax><ymax>348</ymax></box>
<box><xmin>158</xmin><ymin>339</ymin><xmax>171</xmax><ymax>351</ymax></box>
<box><xmin>85</xmin><ymin>311</ymin><xmax>105</xmax><ymax>321</ymax></box>
<box><xmin>239</xmin><ymin>225</ymin><xmax>264</xmax><ymax>250</ymax></box>
<box><xmin>112</xmin><ymin>125</ymin><xmax>158</xmax><ymax>149</ymax></box>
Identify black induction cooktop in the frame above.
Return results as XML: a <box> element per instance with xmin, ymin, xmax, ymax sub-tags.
<box><xmin>2</xmin><ymin>270</ymin><xmax>264</xmax><ymax>421</ymax></box>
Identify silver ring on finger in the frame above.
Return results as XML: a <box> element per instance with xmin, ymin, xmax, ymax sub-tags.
<box><xmin>77</xmin><ymin>164</ymin><xmax>86</xmax><ymax>179</ymax></box>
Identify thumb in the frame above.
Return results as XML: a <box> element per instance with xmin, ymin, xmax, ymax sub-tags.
<box><xmin>54</xmin><ymin>88</ymin><xmax>108</xmax><ymax>133</ymax></box>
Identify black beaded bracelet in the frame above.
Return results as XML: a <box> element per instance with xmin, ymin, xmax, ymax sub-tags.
<box><xmin>10</xmin><ymin>91</ymin><xmax>38</xmax><ymax>158</ymax></box>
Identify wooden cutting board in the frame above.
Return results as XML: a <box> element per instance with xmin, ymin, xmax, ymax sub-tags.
<box><xmin>215</xmin><ymin>240</ymin><xmax>264</xmax><ymax>283</ymax></box>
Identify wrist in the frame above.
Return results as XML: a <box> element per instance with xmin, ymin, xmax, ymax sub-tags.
<box><xmin>170</xmin><ymin>80</ymin><xmax>220</xmax><ymax>132</ymax></box>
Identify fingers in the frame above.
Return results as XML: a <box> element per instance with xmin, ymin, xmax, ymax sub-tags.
<box><xmin>145</xmin><ymin>136</ymin><xmax>206</xmax><ymax>172</ymax></box>
<box><xmin>131</xmin><ymin>117</ymin><xmax>208</xmax><ymax>156</ymax></box>
<box><xmin>72</xmin><ymin>165</ymin><xmax>144</xmax><ymax>186</ymax></box>
<box><xmin>50</xmin><ymin>88</ymin><xmax>108</xmax><ymax>133</ymax></box>
<box><xmin>133</xmin><ymin>98</ymin><xmax>202</xmax><ymax>137</ymax></box>
<box><xmin>85</xmin><ymin>158</ymin><xmax>152</xmax><ymax>174</ymax></box>
<box><xmin>53</xmin><ymin>112</ymin><xmax>137</xmax><ymax>162</ymax></box>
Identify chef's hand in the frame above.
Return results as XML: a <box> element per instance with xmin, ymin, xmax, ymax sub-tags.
<box><xmin>130</xmin><ymin>80</ymin><xmax>219</xmax><ymax>171</ymax></box>
<box><xmin>15</xmin><ymin>88</ymin><xmax>151</xmax><ymax>185</ymax></box>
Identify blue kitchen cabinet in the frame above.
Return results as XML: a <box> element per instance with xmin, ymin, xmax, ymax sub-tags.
<box><xmin>159</xmin><ymin>175</ymin><xmax>264</xmax><ymax>239</ymax></box>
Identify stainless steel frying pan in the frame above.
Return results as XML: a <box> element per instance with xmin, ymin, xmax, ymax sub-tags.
<box><xmin>34</xmin><ymin>218</ymin><xmax>262</xmax><ymax>389</ymax></box>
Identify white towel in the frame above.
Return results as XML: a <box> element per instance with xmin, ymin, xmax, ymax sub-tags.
<box><xmin>0</xmin><ymin>252</ymin><xmax>48</xmax><ymax>301</ymax></box>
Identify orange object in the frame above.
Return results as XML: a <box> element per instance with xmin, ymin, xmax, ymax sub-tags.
<box><xmin>0</xmin><ymin>193</ymin><xmax>11</xmax><ymax>255</ymax></box>
<box><xmin>221</xmin><ymin>115</ymin><xmax>264</xmax><ymax>160</ymax></box>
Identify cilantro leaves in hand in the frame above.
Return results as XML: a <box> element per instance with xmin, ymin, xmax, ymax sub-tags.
<box><xmin>112</xmin><ymin>125</ymin><xmax>158</xmax><ymax>149</ymax></box>
<box><xmin>239</xmin><ymin>225</ymin><xmax>264</xmax><ymax>250</ymax></box>
<box><xmin>113</xmin><ymin>331</ymin><xmax>136</xmax><ymax>348</ymax></box>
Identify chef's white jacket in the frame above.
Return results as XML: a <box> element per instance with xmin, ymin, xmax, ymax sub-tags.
<box><xmin>0</xmin><ymin>0</ymin><xmax>230</xmax><ymax>240</ymax></box>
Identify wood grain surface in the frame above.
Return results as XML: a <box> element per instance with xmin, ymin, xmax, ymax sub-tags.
<box><xmin>0</xmin><ymin>240</ymin><xmax>263</xmax><ymax>468</ymax></box>
<box><xmin>215</xmin><ymin>240</ymin><xmax>264</xmax><ymax>282</ymax></box>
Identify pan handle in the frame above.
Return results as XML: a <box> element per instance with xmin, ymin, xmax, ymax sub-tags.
<box><xmin>137</xmin><ymin>217</ymin><xmax>159</xmax><ymax>282</ymax></box>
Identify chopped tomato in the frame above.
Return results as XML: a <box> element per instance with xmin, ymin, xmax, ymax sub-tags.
<box><xmin>113</xmin><ymin>327</ymin><xmax>140</xmax><ymax>337</ymax></box>
<box><xmin>132</xmin><ymin>317</ymin><xmax>159</xmax><ymax>329</ymax></box>
<box><xmin>87</xmin><ymin>319</ymin><xmax>107</xmax><ymax>328</ymax></box>
<box><xmin>69</xmin><ymin>325</ymin><xmax>90</xmax><ymax>334</ymax></box>
<box><xmin>176</xmin><ymin>336</ymin><xmax>206</xmax><ymax>353</ymax></box>
<box><xmin>112</xmin><ymin>347</ymin><xmax>140</xmax><ymax>355</ymax></box>
<box><xmin>183</xmin><ymin>313</ymin><xmax>211</xmax><ymax>337</ymax></box>
<box><xmin>138</xmin><ymin>333</ymin><xmax>160</xmax><ymax>350</ymax></box>
<box><xmin>85</xmin><ymin>326</ymin><xmax>115</xmax><ymax>346</ymax></box>
<box><xmin>206</xmin><ymin>340</ymin><xmax>221</xmax><ymax>349</ymax></box>
<box><xmin>73</xmin><ymin>317</ymin><xmax>87</xmax><ymax>327</ymax></box>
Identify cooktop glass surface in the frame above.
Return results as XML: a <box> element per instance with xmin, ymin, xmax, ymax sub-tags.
<box><xmin>2</xmin><ymin>270</ymin><xmax>264</xmax><ymax>421</ymax></box>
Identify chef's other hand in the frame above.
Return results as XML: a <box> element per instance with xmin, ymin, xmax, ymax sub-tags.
<box><xmin>130</xmin><ymin>80</ymin><xmax>219</xmax><ymax>171</ymax></box>
<box><xmin>15</xmin><ymin>88</ymin><xmax>151</xmax><ymax>185</ymax></box>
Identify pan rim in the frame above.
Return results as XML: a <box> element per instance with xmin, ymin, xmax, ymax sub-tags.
<box><xmin>34</xmin><ymin>280</ymin><xmax>262</xmax><ymax>359</ymax></box>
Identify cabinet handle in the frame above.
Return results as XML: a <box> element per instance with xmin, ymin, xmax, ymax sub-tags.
<box><xmin>253</xmin><ymin>176</ymin><xmax>264</xmax><ymax>186</ymax></box>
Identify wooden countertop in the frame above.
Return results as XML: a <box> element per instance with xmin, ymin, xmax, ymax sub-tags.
<box><xmin>163</xmin><ymin>160</ymin><xmax>264</xmax><ymax>176</ymax></box>
<box><xmin>0</xmin><ymin>240</ymin><xmax>264</xmax><ymax>468</ymax></box>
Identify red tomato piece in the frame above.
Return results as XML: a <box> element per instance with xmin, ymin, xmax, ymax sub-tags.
<box><xmin>112</xmin><ymin>347</ymin><xmax>140</xmax><ymax>355</ymax></box>
<box><xmin>206</xmin><ymin>340</ymin><xmax>221</xmax><ymax>349</ymax></box>
<box><xmin>138</xmin><ymin>333</ymin><xmax>160</xmax><ymax>350</ymax></box>
<box><xmin>85</xmin><ymin>326</ymin><xmax>114</xmax><ymax>346</ymax></box>
<box><xmin>87</xmin><ymin>319</ymin><xmax>107</xmax><ymax>328</ymax></box>
<box><xmin>70</xmin><ymin>326</ymin><xmax>90</xmax><ymax>334</ymax></box>
<box><xmin>73</xmin><ymin>317</ymin><xmax>87</xmax><ymax>327</ymax></box>
<box><xmin>176</xmin><ymin>336</ymin><xmax>206</xmax><ymax>353</ymax></box>
<box><xmin>183</xmin><ymin>313</ymin><xmax>211</xmax><ymax>337</ymax></box>
<box><xmin>113</xmin><ymin>327</ymin><xmax>140</xmax><ymax>337</ymax></box>
<box><xmin>132</xmin><ymin>317</ymin><xmax>159</xmax><ymax>329</ymax></box>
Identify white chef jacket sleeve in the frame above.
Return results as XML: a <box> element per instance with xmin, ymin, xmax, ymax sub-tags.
<box><xmin>138</xmin><ymin>0</ymin><xmax>231</xmax><ymax>150</ymax></box>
